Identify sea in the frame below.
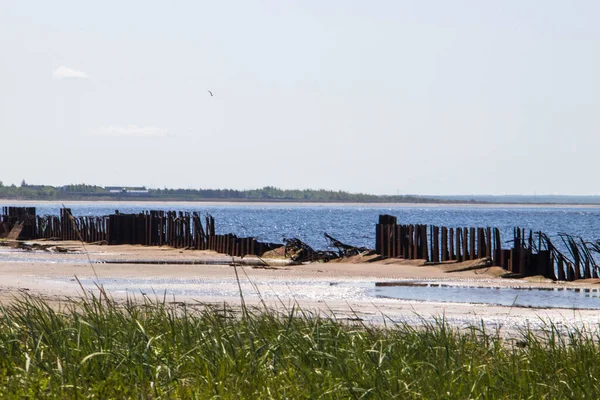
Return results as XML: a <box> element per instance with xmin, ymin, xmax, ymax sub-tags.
<box><xmin>2</xmin><ymin>202</ymin><xmax>599</xmax><ymax>251</ymax></box>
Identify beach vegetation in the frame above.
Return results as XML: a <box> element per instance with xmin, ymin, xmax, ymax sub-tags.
<box><xmin>0</xmin><ymin>292</ymin><xmax>599</xmax><ymax>398</ymax></box>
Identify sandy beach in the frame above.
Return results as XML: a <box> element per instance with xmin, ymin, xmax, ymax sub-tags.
<box><xmin>1</xmin><ymin>240</ymin><xmax>600</xmax><ymax>336</ymax></box>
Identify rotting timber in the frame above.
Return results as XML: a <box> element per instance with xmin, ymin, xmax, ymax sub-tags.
<box><xmin>2</xmin><ymin>207</ymin><xmax>600</xmax><ymax>281</ymax></box>
<box><xmin>375</xmin><ymin>214</ymin><xmax>600</xmax><ymax>282</ymax></box>
<box><xmin>1</xmin><ymin>207</ymin><xmax>281</xmax><ymax>259</ymax></box>
<box><xmin>0</xmin><ymin>207</ymin><xmax>371</xmax><ymax>264</ymax></box>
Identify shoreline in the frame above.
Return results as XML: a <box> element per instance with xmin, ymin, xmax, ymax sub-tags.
<box><xmin>2</xmin><ymin>199</ymin><xmax>600</xmax><ymax>208</ymax></box>
<box><xmin>2</xmin><ymin>242</ymin><xmax>600</xmax><ymax>331</ymax></box>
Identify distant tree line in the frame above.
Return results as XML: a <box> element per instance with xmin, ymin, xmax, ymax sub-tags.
<box><xmin>149</xmin><ymin>186</ymin><xmax>439</xmax><ymax>203</ymax></box>
<box><xmin>0</xmin><ymin>182</ymin><xmax>448</xmax><ymax>203</ymax></box>
<box><xmin>0</xmin><ymin>182</ymin><xmax>110</xmax><ymax>200</ymax></box>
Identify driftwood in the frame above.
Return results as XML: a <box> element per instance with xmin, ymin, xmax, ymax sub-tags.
<box><xmin>324</xmin><ymin>233</ymin><xmax>372</xmax><ymax>258</ymax></box>
<box><xmin>283</xmin><ymin>238</ymin><xmax>337</xmax><ymax>263</ymax></box>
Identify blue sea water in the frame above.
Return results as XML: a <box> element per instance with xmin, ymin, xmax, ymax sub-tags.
<box><xmin>2</xmin><ymin>202</ymin><xmax>600</xmax><ymax>251</ymax></box>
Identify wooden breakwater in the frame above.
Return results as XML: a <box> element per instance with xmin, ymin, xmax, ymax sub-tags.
<box><xmin>0</xmin><ymin>207</ymin><xmax>37</xmax><ymax>239</ymax></box>
<box><xmin>1</xmin><ymin>207</ymin><xmax>279</xmax><ymax>258</ymax></box>
<box><xmin>3</xmin><ymin>207</ymin><xmax>600</xmax><ymax>281</ymax></box>
<box><xmin>375</xmin><ymin>215</ymin><xmax>501</xmax><ymax>264</ymax></box>
<box><xmin>375</xmin><ymin>214</ymin><xmax>600</xmax><ymax>282</ymax></box>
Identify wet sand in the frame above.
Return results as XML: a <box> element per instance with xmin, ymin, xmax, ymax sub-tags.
<box><xmin>2</xmin><ymin>241</ymin><xmax>600</xmax><ymax>333</ymax></box>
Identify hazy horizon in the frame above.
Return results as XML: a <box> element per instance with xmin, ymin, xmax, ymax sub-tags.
<box><xmin>2</xmin><ymin>1</ymin><xmax>598</xmax><ymax>196</ymax></box>
<box><xmin>5</xmin><ymin>181</ymin><xmax>600</xmax><ymax>199</ymax></box>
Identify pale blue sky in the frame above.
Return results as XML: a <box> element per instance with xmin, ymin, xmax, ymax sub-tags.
<box><xmin>1</xmin><ymin>1</ymin><xmax>598</xmax><ymax>195</ymax></box>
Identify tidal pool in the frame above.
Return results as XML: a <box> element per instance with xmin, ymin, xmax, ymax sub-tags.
<box><xmin>364</xmin><ymin>282</ymin><xmax>600</xmax><ymax>309</ymax></box>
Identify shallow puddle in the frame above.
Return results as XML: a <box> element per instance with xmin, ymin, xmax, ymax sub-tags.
<box><xmin>364</xmin><ymin>282</ymin><xmax>600</xmax><ymax>309</ymax></box>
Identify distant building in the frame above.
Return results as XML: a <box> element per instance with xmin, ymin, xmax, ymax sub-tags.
<box><xmin>104</xmin><ymin>186</ymin><xmax>149</xmax><ymax>195</ymax></box>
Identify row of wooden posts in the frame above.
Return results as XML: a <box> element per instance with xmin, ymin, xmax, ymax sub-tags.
<box><xmin>1</xmin><ymin>207</ymin><xmax>38</xmax><ymax>239</ymax></box>
<box><xmin>374</xmin><ymin>214</ymin><xmax>597</xmax><ymax>281</ymax></box>
<box><xmin>2</xmin><ymin>208</ymin><xmax>278</xmax><ymax>258</ymax></box>
<box><xmin>375</xmin><ymin>215</ymin><xmax>502</xmax><ymax>263</ymax></box>
<box><xmin>3</xmin><ymin>207</ymin><xmax>599</xmax><ymax>281</ymax></box>
<box><xmin>102</xmin><ymin>210</ymin><xmax>279</xmax><ymax>256</ymax></box>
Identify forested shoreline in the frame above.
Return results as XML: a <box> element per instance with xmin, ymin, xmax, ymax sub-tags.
<box><xmin>0</xmin><ymin>182</ymin><xmax>450</xmax><ymax>203</ymax></box>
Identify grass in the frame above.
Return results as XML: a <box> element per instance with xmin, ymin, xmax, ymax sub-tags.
<box><xmin>0</xmin><ymin>292</ymin><xmax>600</xmax><ymax>399</ymax></box>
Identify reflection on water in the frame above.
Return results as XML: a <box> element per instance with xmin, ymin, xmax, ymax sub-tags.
<box><xmin>51</xmin><ymin>276</ymin><xmax>369</xmax><ymax>303</ymax></box>
<box><xmin>369</xmin><ymin>282</ymin><xmax>600</xmax><ymax>309</ymax></box>
<box><xmin>43</xmin><ymin>276</ymin><xmax>600</xmax><ymax>310</ymax></box>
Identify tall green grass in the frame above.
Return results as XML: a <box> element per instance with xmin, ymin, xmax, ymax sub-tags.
<box><xmin>0</xmin><ymin>291</ymin><xmax>599</xmax><ymax>399</ymax></box>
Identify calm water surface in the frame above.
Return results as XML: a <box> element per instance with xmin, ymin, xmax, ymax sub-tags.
<box><xmin>368</xmin><ymin>283</ymin><xmax>600</xmax><ymax>309</ymax></box>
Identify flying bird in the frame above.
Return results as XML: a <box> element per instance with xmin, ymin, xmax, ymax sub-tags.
<box><xmin>208</xmin><ymin>90</ymin><xmax>213</xmax><ymax>97</ymax></box>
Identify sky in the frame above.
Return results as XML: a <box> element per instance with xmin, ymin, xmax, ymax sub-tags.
<box><xmin>1</xmin><ymin>1</ymin><xmax>599</xmax><ymax>195</ymax></box>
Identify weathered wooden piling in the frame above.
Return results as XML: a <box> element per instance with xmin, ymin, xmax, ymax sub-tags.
<box><xmin>2</xmin><ymin>207</ymin><xmax>599</xmax><ymax>282</ymax></box>
<box><xmin>370</xmin><ymin>216</ymin><xmax>592</xmax><ymax>281</ymax></box>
